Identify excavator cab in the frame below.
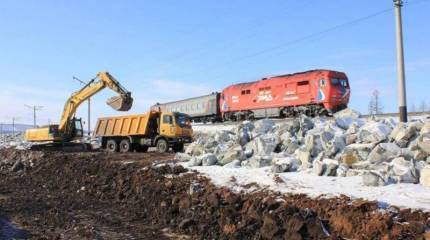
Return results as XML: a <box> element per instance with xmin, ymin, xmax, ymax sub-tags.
<box><xmin>72</xmin><ymin>118</ymin><xmax>84</xmax><ymax>138</ymax></box>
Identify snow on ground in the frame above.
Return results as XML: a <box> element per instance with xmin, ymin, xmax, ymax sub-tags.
<box><xmin>187</xmin><ymin>165</ymin><xmax>430</xmax><ymax>211</ymax></box>
<box><xmin>192</xmin><ymin>124</ymin><xmax>236</xmax><ymax>133</ymax></box>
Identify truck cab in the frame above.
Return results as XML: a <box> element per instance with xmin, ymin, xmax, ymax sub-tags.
<box><xmin>156</xmin><ymin>112</ymin><xmax>193</xmax><ymax>152</ymax></box>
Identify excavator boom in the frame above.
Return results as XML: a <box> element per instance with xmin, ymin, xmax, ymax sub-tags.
<box><xmin>58</xmin><ymin>72</ymin><xmax>133</xmax><ymax>133</ymax></box>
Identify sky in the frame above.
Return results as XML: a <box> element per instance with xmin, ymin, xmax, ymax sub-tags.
<box><xmin>0</xmin><ymin>0</ymin><xmax>429</xmax><ymax>128</ymax></box>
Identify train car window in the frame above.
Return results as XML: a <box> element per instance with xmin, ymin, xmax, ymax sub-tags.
<box><xmin>241</xmin><ymin>90</ymin><xmax>246</xmax><ymax>95</ymax></box>
<box><xmin>259</xmin><ymin>88</ymin><xmax>264</xmax><ymax>92</ymax></box>
<box><xmin>320</xmin><ymin>79</ymin><xmax>326</xmax><ymax>87</ymax></box>
<box><xmin>163</xmin><ymin>115</ymin><xmax>173</xmax><ymax>124</ymax></box>
<box><xmin>265</xmin><ymin>87</ymin><xmax>271</xmax><ymax>90</ymax></box>
<box><xmin>246</xmin><ymin>90</ymin><xmax>251</xmax><ymax>94</ymax></box>
<box><xmin>297</xmin><ymin>81</ymin><xmax>309</xmax><ymax>86</ymax></box>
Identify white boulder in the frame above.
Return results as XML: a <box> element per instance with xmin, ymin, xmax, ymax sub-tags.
<box><xmin>200</xmin><ymin>153</ymin><xmax>219</xmax><ymax>166</ymax></box>
<box><xmin>367</xmin><ymin>143</ymin><xmax>401</xmax><ymax>164</ymax></box>
<box><xmin>271</xmin><ymin>157</ymin><xmax>299</xmax><ymax>173</ymax></box>
<box><xmin>358</xmin><ymin>121</ymin><xmax>392</xmax><ymax>143</ymax></box>
<box><xmin>362</xmin><ymin>171</ymin><xmax>386</xmax><ymax>186</ymax></box>
<box><xmin>419</xmin><ymin>165</ymin><xmax>430</xmax><ymax>187</ymax></box>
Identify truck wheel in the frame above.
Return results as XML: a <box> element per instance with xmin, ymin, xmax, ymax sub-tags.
<box><xmin>106</xmin><ymin>139</ymin><xmax>118</xmax><ymax>152</ymax></box>
<box><xmin>173</xmin><ymin>143</ymin><xmax>184</xmax><ymax>153</ymax></box>
<box><xmin>119</xmin><ymin>139</ymin><xmax>132</xmax><ymax>153</ymax></box>
<box><xmin>156</xmin><ymin>139</ymin><xmax>169</xmax><ymax>153</ymax></box>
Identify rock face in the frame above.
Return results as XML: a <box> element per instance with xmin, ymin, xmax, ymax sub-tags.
<box><xmin>179</xmin><ymin>110</ymin><xmax>430</xmax><ymax>187</ymax></box>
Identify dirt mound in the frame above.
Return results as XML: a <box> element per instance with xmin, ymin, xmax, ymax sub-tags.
<box><xmin>0</xmin><ymin>149</ymin><xmax>428</xmax><ymax>239</ymax></box>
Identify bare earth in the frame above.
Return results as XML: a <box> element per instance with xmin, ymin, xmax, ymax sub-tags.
<box><xmin>0</xmin><ymin>149</ymin><xmax>428</xmax><ymax>239</ymax></box>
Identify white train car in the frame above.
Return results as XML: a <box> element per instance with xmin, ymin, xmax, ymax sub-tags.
<box><xmin>151</xmin><ymin>93</ymin><xmax>221</xmax><ymax>123</ymax></box>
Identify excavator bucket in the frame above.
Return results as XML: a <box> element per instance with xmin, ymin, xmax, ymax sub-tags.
<box><xmin>107</xmin><ymin>94</ymin><xmax>133</xmax><ymax>111</ymax></box>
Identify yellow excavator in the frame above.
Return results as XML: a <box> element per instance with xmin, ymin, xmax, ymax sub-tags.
<box><xmin>25</xmin><ymin>71</ymin><xmax>133</xmax><ymax>151</ymax></box>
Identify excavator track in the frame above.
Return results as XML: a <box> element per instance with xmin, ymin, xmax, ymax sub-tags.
<box><xmin>30</xmin><ymin>142</ymin><xmax>92</xmax><ymax>152</ymax></box>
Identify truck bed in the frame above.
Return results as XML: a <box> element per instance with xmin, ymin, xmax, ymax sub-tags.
<box><xmin>94</xmin><ymin>113</ymin><xmax>154</xmax><ymax>137</ymax></box>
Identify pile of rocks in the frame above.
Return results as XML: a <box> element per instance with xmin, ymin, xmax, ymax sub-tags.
<box><xmin>177</xmin><ymin>109</ymin><xmax>430</xmax><ymax>187</ymax></box>
<box><xmin>0</xmin><ymin>133</ymin><xmax>32</xmax><ymax>150</ymax></box>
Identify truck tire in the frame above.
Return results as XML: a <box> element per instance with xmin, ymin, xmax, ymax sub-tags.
<box><xmin>172</xmin><ymin>143</ymin><xmax>184</xmax><ymax>153</ymax></box>
<box><xmin>119</xmin><ymin>139</ymin><xmax>132</xmax><ymax>153</ymax></box>
<box><xmin>156</xmin><ymin>139</ymin><xmax>169</xmax><ymax>153</ymax></box>
<box><xmin>106</xmin><ymin>139</ymin><xmax>118</xmax><ymax>153</ymax></box>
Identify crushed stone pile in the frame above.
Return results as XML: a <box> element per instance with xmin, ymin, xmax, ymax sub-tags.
<box><xmin>0</xmin><ymin>133</ymin><xmax>32</xmax><ymax>150</ymax></box>
<box><xmin>178</xmin><ymin>108</ymin><xmax>430</xmax><ymax>187</ymax></box>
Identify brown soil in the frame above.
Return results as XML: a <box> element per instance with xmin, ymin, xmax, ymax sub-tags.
<box><xmin>0</xmin><ymin>149</ymin><xmax>428</xmax><ymax>239</ymax></box>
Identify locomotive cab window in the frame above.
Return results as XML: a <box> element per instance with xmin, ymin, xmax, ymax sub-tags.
<box><xmin>340</xmin><ymin>79</ymin><xmax>349</xmax><ymax>87</ymax></box>
<box><xmin>331</xmin><ymin>78</ymin><xmax>340</xmax><ymax>85</ymax></box>
<box><xmin>320</xmin><ymin>79</ymin><xmax>326</xmax><ymax>87</ymax></box>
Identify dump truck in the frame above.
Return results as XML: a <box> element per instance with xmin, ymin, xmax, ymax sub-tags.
<box><xmin>25</xmin><ymin>71</ymin><xmax>133</xmax><ymax>151</ymax></box>
<box><xmin>94</xmin><ymin>111</ymin><xmax>193</xmax><ymax>153</ymax></box>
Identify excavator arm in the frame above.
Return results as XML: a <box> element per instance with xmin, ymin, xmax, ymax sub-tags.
<box><xmin>58</xmin><ymin>72</ymin><xmax>133</xmax><ymax>133</ymax></box>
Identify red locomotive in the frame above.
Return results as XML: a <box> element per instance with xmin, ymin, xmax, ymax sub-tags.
<box><xmin>152</xmin><ymin>69</ymin><xmax>350</xmax><ymax>122</ymax></box>
<box><xmin>220</xmin><ymin>69</ymin><xmax>350</xmax><ymax>120</ymax></box>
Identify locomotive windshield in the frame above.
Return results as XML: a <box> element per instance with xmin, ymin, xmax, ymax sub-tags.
<box><xmin>331</xmin><ymin>78</ymin><xmax>349</xmax><ymax>87</ymax></box>
<box><xmin>174</xmin><ymin>112</ymin><xmax>192</xmax><ymax>128</ymax></box>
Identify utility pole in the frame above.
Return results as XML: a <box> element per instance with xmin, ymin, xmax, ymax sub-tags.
<box><xmin>11</xmin><ymin>117</ymin><xmax>19</xmax><ymax>137</ymax></box>
<box><xmin>25</xmin><ymin>104</ymin><xmax>44</xmax><ymax>127</ymax></box>
<box><xmin>73</xmin><ymin>76</ymin><xmax>91</xmax><ymax>135</ymax></box>
<box><xmin>394</xmin><ymin>0</ymin><xmax>407</xmax><ymax>122</ymax></box>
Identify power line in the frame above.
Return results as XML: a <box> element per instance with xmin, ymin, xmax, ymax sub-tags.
<box><xmin>171</xmin><ymin>0</ymin><xmax>428</xmax><ymax>79</ymax></box>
